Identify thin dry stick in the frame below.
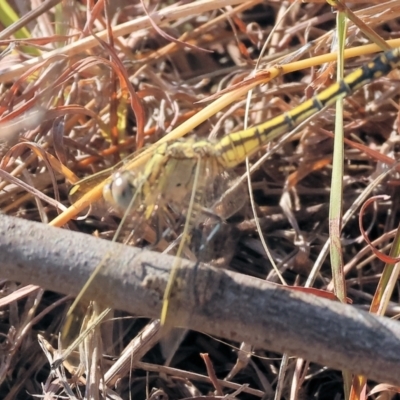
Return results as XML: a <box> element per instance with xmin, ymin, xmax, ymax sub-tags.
<box><xmin>1</xmin><ymin>213</ymin><xmax>400</xmax><ymax>385</ymax></box>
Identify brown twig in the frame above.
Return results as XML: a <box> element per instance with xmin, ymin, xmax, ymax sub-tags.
<box><xmin>1</xmin><ymin>214</ymin><xmax>400</xmax><ymax>385</ymax></box>
<box><xmin>200</xmin><ymin>353</ymin><xmax>223</xmax><ymax>396</ymax></box>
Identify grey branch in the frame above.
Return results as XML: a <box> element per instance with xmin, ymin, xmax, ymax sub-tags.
<box><xmin>1</xmin><ymin>213</ymin><xmax>400</xmax><ymax>384</ymax></box>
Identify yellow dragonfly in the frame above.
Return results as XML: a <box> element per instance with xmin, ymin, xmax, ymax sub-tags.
<box><xmin>70</xmin><ymin>47</ymin><xmax>400</xmax><ymax>328</ymax></box>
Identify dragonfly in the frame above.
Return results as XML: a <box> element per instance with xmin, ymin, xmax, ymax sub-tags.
<box><xmin>71</xmin><ymin>47</ymin><xmax>400</xmax><ymax>328</ymax></box>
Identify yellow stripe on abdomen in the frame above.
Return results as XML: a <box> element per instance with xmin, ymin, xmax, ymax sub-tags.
<box><xmin>214</xmin><ymin>47</ymin><xmax>400</xmax><ymax>169</ymax></box>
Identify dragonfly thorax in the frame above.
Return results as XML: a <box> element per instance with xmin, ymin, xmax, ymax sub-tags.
<box><xmin>103</xmin><ymin>157</ymin><xmax>201</xmax><ymax>218</ymax></box>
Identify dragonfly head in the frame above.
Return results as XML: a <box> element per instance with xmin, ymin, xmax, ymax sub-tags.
<box><xmin>103</xmin><ymin>170</ymin><xmax>139</xmax><ymax>212</ymax></box>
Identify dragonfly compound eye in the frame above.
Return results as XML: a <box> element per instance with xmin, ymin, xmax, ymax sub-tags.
<box><xmin>106</xmin><ymin>171</ymin><xmax>137</xmax><ymax>211</ymax></box>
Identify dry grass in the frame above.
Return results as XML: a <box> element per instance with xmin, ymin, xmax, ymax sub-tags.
<box><xmin>2</xmin><ymin>0</ymin><xmax>400</xmax><ymax>399</ymax></box>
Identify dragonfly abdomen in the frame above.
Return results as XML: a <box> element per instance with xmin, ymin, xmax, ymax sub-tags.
<box><xmin>214</xmin><ymin>47</ymin><xmax>400</xmax><ymax>169</ymax></box>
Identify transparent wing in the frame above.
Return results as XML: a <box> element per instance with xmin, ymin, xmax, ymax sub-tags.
<box><xmin>68</xmin><ymin>145</ymin><xmax>152</xmax><ymax>207</ymax></box>
<box><xmin>69</xmin><ymin>138</ymin><xmax>247</xmax><ymax>260</ymax></box>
